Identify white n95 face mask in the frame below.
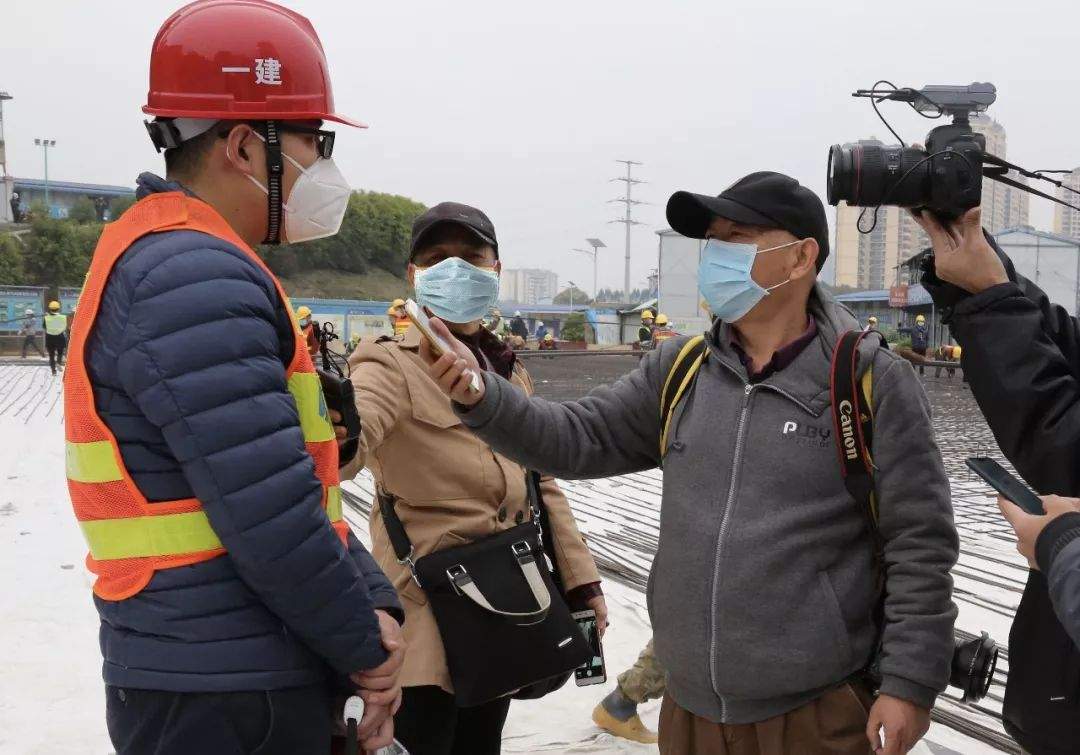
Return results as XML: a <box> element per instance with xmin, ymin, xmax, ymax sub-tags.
<box><xmin>244</xmin><ymin>133</ymin><xmax>353</xmax><ymax>244</ymax></box>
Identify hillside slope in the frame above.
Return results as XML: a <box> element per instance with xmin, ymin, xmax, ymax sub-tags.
<box><xmin>277</xmin><ymin>267</ymin><xmax>411</xmax><ymax>301</ymax></box>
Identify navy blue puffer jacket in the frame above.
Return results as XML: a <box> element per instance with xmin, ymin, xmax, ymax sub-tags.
<box><xmin>86</xmin><ymin>173</ymin><xmax>399</xmax><ymax>692</ymax></box>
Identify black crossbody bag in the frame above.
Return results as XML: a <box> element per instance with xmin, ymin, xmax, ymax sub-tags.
<box><xmin>377</xmin><ymin>472</ymin><xmax>590</xmax><ymax>707</ymax></box>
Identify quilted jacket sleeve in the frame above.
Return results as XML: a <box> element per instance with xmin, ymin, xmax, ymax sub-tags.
<box><xmin>114</xmin><ymin>235</ymin><xmax>388</xmax><ymax>674</ymax></box>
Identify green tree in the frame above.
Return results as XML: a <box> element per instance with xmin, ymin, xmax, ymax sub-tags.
<box><xmin>22</xmin><ymin>216</ymin><xmax>102</xmax><ymax>287</ymax></box>
<box><xmin>0</xmin><ymin>234</ymin><xmax>26</xmax><ymax>285</ymax></box>
<box><xmin>561</xmin><ymin>312</ymin><xmax>587</xmax><ymax>342</ymax></box>
<box><xmin>69</xmin><ymin>196</ymin><xmax>99</xmax><ymax>224</ymax></box>
<box><xmin>261</xmin><ymin>190</ymin><xmax>426</xmax><ymax>277</ymax></box>
<box><xmin>553</xmin><ymin>286</ymin><xmax>591</xmax><ymax>306</ymax></box>
<box><xmin>108</xmin><ymin>195</ymin><xmax>137</xmax><ymax>220</ymax></box>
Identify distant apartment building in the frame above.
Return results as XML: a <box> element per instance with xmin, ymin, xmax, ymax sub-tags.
<box><xmin>499</xmin><ymin>268</ymin><xmax>558</xmax><ymax>305</ymax></box>
<box><xmin>1053</xmin><ymin>168</ymin><xmax>1080</xmax><ymax>242</ymax></box>
<box><xmin>834</xmin><ymin>203</ymin><xmax>917</xmax><ymax>289</ymax></box>
<box><xmin>971</xmin><ymin>115</ymin><xmax>1029</xmax><ymax>233</ymax></box>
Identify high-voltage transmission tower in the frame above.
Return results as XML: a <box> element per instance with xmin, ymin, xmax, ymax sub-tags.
<box><xmin>609</xmin><ymin>160</ymin><xmax>645</xmax><ymax>304</ymax></box>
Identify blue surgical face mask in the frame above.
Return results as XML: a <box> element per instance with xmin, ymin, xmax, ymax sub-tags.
<box><xmin>697</xmin><ymin>238</ymin><xmax>799</xmax><ymax>322</ymax></box>
<box><xmin>414</xmin><ymin>257</ymin><xmax>501</xmax><ymax>324</ymax></box>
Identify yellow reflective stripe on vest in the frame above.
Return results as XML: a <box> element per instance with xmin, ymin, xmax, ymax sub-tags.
<box><xmin>80</xmin><ymin>510</ymin><xmax>222</xmax><ymax>560</ymax></box>
<box><xmin>79</xmin><ymin>487</ymin><xmax>342</xmax><ymax>560</ymax></box>
<box><xmin>326</xmin><ymin>485</ymin><xmax>343</xmax><ymax>522</ymax></box>
<box><xmin>66</xmin><ymin>440</ymin><xmax>124</xmax><ymax>483</ymax></box>
<box><xmin>287</xmin><ymin>372</ymin><xmax>335</xmax><ymax>443</ymax></box>
<box><xmin>45</xmin><ymin>314</ymin><xmax>67</xmax><ymax>335</ymax></box>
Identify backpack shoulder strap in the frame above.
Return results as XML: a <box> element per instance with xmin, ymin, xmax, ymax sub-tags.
<box><xmin>659</xmin><ymin>335</ymin><xmax>708</xmax><ymax>457</ymax></box>
<box><xmin>830</xmin><ymin>330</ymin><xmax>885</xmax><ymax>558</ymax></box>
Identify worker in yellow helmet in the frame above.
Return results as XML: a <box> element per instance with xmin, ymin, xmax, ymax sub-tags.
<box><xmin>651</xmin><ymin>314</ymin><xmax>678</xmax><ymax>344</ymax></box>
<box><xmin>538</xmin><ymin>331</ymin><xmax>557</xmax><ymax>352</ymax></box>
<box><xmin>638</xmin><ymin>310</ymin><xmax>656</xmax><ymax>347</ymax></box>
<box><xmin>295</xmin><ymin>305</ymin><xmax>320</xmax><ymax>357</ymax></box>
<box><xmin>388</xmin><ymin>298</ymin><xmax>410</xmax><ymax>337</ymax></box>
<box><xmin>44</xmin><ymin>300</ymin><xmax>69</xmax><ymax>375</ymax></box>
<box><xmin>912</xmin><ymin>314</ymin><xmax>929</xmax><ymax>375</ymax></box>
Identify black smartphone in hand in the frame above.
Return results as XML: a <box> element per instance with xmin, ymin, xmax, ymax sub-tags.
<box><xmin>966</xmin><ymin>457</ymin><xmax>1044</xmax><ymax>515</ymax></box>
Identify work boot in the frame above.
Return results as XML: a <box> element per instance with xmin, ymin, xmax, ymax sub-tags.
<box><xmin>592</xmin><ymin>687</ymin><xmax>658</xmax><ymax>744</ymax></box>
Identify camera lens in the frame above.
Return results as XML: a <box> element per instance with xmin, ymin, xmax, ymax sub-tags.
<box><xmin>826</xmin><ymin>140</ymin><xmax>932</xmax><ymax>208</ymax></box>
<box><xmin>950</xmin><ymin>632</ymin><xmax>998</xmax><ymax>703</ymax></box>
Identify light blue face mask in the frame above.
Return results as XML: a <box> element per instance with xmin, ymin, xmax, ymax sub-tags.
<box><xmin>697</xmin><ymin>238</ymin><xmax>799</xmax><ymax>322</ymax></box>
<box><xmin>414</xmin><ymin>257</ymin><xmax>501</xmax><ymax>324</ymax></box>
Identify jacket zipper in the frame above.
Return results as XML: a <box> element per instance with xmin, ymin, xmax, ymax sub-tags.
<box><xmin>704</xmin><ymin>357</ymin><xmax>815</xmax><ymax>721</ymax></box>
<box><xmin>708</xmin><ymin>380</ymin><xmax>754</xmax><ymax>721</ymax></box>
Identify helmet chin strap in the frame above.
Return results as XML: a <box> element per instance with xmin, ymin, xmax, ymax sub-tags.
<box><xmin>262</xmin><ymin>120</ymin><xmax>284</xmax><ymax>245</ymax></box>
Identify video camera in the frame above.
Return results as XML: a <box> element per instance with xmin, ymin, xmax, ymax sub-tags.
<box><xmin>826</xmin><ymin>82</ymin><xmax>1080</xmax><ymax>224</ymax></box>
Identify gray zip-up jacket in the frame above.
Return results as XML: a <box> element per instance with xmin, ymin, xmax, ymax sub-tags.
<box><xmin>457</xmin><ymin>287</ymin><xmax>958</xmax><ymax>724</ymax></box>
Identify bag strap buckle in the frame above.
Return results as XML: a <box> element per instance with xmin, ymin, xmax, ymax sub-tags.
<box><xmin>511</xmin><ymin>540</ymin><xmax>533</xmax><ymax>565</ymax></box>
<box><xmin>447</xmin><ymin>564</ymin><xmax>470</xmax><ymax>595</ymax></box>
<box><xmin>398</xmin><ymin>546</ymin><xmax>421</xmax><ymax>588</ymax></box>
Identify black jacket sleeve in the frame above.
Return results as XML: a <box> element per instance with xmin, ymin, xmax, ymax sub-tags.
<box><xmin>922</xmin><ymin>234</ymin><xmax>1080</xmax><ymax>494</ymax></box>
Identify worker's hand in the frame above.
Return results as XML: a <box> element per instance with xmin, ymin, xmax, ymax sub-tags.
<box><xmin>866</xmin><ymin>694</ymin><xmax>930</xmax><ymax>755</ymax></box>
<box><xmin>356</xmin><ymin>700</ymin><xmax>395</xmax><ymax>751</ymax></box>
<box><xmin>420</xmin><ymin>317</ymin><xmax>486</xmax><ymax>406</ymax></box>
<box><xmin>587</xmin><ymin>595</ymin><xmax>610</xmax><ymax>638</ymax></box>
<box><xmin>910</xmin><ymin>207</ymin><xmax>1008</xmax><ymax>295</ymax></box>
<box><xmin>350</xmin><ymin>610</ymin><xmax>406</xmax><ymax>708</ymax></box>
<box><xmin>998</xmin><ymin>495</ymin><xmax>1080</xmax><ymax>569</ymax></box>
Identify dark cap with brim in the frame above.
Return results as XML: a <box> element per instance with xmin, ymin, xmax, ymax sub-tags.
<box><xmin>411</xmin><ymin>202</ymin><xmax>498</xmax><ymax>259</ymax></box>
<box><xmin>666</xmin><ymin>171</ymin><xmax>830</xmax><ymax>271</ymax></box>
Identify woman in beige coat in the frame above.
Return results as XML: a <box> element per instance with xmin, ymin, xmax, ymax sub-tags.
<box><xmin>341</xmin><ymin>202</ymin><xmax>606</xmax><ymax>755</ymax></box>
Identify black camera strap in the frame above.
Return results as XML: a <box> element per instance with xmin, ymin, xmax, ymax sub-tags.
<box><xmin>982</xmin><ymin>151</ymin><xmax>1080</xmax><ymax>214</ymax></box>
<box><xmin>829</xmin><ymin>329</ymin><xmax>887</xmax><ymax>587</ymax></box>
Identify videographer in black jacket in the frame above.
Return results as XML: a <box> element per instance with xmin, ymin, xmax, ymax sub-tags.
<box><xmin>914</xmin><ymin>206</ymin><xmax>1080</xmax><ymax>755</ymax></box>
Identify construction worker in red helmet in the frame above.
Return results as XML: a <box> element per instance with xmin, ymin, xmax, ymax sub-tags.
<box><xmin>63</xmin><ymin>2</ymin><xmax>402</xmax><ymax>752</ymax></box>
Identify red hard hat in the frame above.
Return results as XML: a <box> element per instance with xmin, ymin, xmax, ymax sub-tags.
<box><xmin>143</xmin><ymin>0</ymin><xmax>363</xmax><ymax>127</ymax></box>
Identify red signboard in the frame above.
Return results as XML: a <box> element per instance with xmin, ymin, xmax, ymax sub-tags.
<box><xmin>889</xmin><ymin>284</ymin><xmax>909</xmax><ymax>308</ymax></box>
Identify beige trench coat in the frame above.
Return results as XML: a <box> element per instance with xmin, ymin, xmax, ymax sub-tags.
<box><xmin>341</xmin><ymin>326</ymin><xmax>601</xmax><ymax>693</ymax></box>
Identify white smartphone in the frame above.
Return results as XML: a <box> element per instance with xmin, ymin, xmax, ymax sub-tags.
<box><xmin>571</xmin><ymin>609</ymin><xmax>607</xmax><ymax>686</ymax></box>
<box><xmin>404</xmin><ymin>299</ymin><xmax>481</xmax><ymax>393</ymax></box>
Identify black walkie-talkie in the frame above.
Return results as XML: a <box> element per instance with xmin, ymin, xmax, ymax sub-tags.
<box><xmin>317</xmin><ymin>322</ymin><xmax>361</xmax><ymax>467</ymax></box>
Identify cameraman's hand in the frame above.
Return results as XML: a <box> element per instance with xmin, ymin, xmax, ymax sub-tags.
<box><xmin>866</xmin><ymin>694</ymin><xmax>930</xmax><ymax>755</ymax></box>
<box><xmin>910</xmin><ymin>207</ymin><xmax>1008</xmax><ymax>295</ymax></box>
<box><xmin>998</xmin><ymin>495</ymin><xmax>1080</xmax><ymax>569</ymax></box>
<box><xmin>420</xmin><ymin>317</ymin><xmax>486</xmax><ymax>406</ymax></box>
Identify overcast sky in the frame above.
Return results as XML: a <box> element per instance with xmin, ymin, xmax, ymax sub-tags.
<box><xmin>3</xmin><ymin>0</ymin><xmax>1078</xmax><ymax>293</ymax></box>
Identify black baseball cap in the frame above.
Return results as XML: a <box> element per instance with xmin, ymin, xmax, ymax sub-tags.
<box><xmin>666</xmin><ymin>171</ymin><xmax>830</xmax><ymax>271</ymax></box>
<box><xmin>410</xmin><ymin>202</ymin><xmax>498</xmax><ymax>259</ymax></box>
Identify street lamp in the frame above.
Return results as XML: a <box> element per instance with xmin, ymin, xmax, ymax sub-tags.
<box><xmin>0</xmin><ymin>91</ymin><xmax>12</xmax><ymax>178</ymax></box>
<box><xmin>567</xmin><ymin>280</ymin><xmax>578</xmax><ymax>309</ymax></box>
<box><xmin>34</xmin><ymin>137</ymin><xmax>57</xmax><ymax>210</ymax></box>
<box><xmin>572</xmin><ymin>237</ymin><xmax>606</xmax><ymax>299</ymax></box>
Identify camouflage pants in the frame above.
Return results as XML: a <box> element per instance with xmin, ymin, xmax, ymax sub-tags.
<box><xmin>617</xmin><ymin>639</ymin><xmax>667</xmax><ymax>704</ymax></box>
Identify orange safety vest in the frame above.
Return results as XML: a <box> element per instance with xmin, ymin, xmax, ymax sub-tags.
<box><xmin>303</xmin><ymin>321</ymin><xmax>320</xmax><ymax>357</ymax></box>
<box><xmin>64</xmin><ymin>192</ymin><xmax>348</xmax><ymax>601</ymax></box>
<box><xmin>392</xmin><ymin>314</ymin><xmax>410</xmax><ymax>337</ymax></box>
<box><xmin>652</xmin><ymin>327</ymin><xmax>678</xmax><ymax>343</ymax></box>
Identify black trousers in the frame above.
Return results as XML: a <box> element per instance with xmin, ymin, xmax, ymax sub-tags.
<box><xmin>106</xmin><ymin>684</ymin><xmax>333</xmax><ymax>755</ymax></box>
<box><xmin>45</xmin><ymin>334</ymin><xmax>66</xmax><ymax>373</ymax></box>
<box><xmin>394</xmin><ymin>685</ymin><xmax>511</xmax><ymax>755</ymax></box>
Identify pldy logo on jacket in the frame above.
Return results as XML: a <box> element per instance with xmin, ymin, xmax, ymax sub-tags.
<box><xmin>781</xmin><ymin>420</ymin><xmax>831</xmax><ymax>449</ymax></box>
